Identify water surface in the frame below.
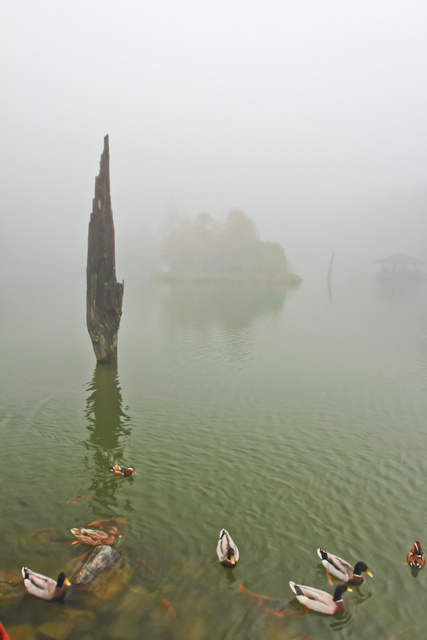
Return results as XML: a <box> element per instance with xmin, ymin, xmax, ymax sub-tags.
<box><xmin>0</xmin><ymin>271</ymin><xmax>426</xmax><ymax>639</ymax></box>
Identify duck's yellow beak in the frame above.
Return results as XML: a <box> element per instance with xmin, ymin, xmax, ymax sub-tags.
<box><xmin>230</xmin><ymin>556</ymin><xmax>235</xmax><ymax>565</ymax></box>
<box><xmin>64</xmin><ymin>578</ymin><xmax>71</xmax><ymax>587</ymax></box>
<box><xmin>366</xmin><ymin>570</ymin><xmax>373</xmax><ymax>578</ymax></box>
<box><xmin>347</xmin><ymin>587</ymin><xmax>353</xmax><ymax>592</ymax></box>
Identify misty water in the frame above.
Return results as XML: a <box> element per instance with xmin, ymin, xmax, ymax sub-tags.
<box><xmin>1</xmin><ymin>270</ymin><xmax>426</xmax><ymax>640</ymax></box>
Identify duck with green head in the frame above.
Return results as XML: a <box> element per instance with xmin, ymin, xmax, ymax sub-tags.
<box><xmin>289</xmin><ymin>581</ymin><xmax>352</xmax><ymax>615</ymax></box>
<box><xmin>21</xmin><ymin>567</ymin><xmax>71</xmax><ymax>601</ymax></box>
<box><xmin>216</xmin><ymin>529</ymin><xmax>239</xmax><ymax>567</ymax></box>
<box><xmin>317</xmin><ymin>548</ymin><xmax>373</xmax><ymax>585</ymax></box>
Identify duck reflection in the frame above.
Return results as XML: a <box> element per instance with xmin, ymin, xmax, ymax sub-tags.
<box><xmin>84</xmin><ymin>363</ymin><xmax>132</xmax><ymax>516</ymax></box>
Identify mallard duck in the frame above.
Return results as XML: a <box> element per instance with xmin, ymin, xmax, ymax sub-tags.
<box><xmin>21</xmin><ymin>567</ymin><xmax>70</xmax><ymax>601</ymax></box>
<box><xmin>70</xmin><ymin>526</ymin><xmax>121</xmax><ymax>546</ymax></box>
<box><xmin>216</xmin><ymin>529</ymin><xmax>239</xmax><ymax>567</ymax></box>
<box><xmin>317</xmin><ymin>548</ymin><xmax>373</xmax><ymax>584</ymax></box>
<box><xmin>407</xmin><ymin>541</ymin><xmax>425</xmax><ymax>570</ymax></box>
<box><xmin>109</xmin><ymin>465</ymin><xmax>135</xmax><ymax>477</ymax></box>
<box><xmin>289</xmin><ymin>581</ymin><xmax>352</xmax><ymax>615</ymax></box>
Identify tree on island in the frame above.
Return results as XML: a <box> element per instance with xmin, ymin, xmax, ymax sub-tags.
<box><xmin>160</xmin><ymin>208</ymin><xmax>289</xmax><ymax>278</ymax></box>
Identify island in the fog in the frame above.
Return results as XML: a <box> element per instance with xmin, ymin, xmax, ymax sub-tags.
<box><xmin>154</xmin><ymin>208</ymin><xmax>302</xmax><ymax>284</ymax></box>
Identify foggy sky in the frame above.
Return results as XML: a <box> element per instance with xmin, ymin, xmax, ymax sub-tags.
<box><xmin>2</xmin><ymin>0</ymin><xmax>426</xmax><ymax>283</ymax></box>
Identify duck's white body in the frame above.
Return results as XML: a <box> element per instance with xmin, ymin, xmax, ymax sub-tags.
<box><xmin>21</xmin><ymin>567</ymin><xmax>70</xmax><ymax>601</ymax></box>
<box><xmin>289</xmin><ymin>581</ymin><xmax>350</xmax><ymax>615</ymax></box>
<box><xmin>317</xmin><ymin>548</ymin><xmax>372</xmax><ymax>584</ymax></box>
<box><xmin>317</xmin><ymin>549</ymin><xmax>354</xmax><ymax>581</ymax></box>
<box><xmin>216</xmin><ymin>529</ymin><xmax>239</xmax><ymax>567</ymax></box>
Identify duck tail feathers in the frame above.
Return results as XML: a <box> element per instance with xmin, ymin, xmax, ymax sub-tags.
<box><xmin>289</xmin><ymin>581</ymin><xmax>303</xmax><ymax>596</ymax></box>
<box><xmin>317</xmin><ymin>548</ymin><xmax>328</xmax><ymax>561</ymax></box>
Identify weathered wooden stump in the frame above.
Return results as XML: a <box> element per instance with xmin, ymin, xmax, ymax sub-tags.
<box><xmin>73</xmin><ymin>544</ymin><xmax>120</xmax><ymax>586</ymax></box>
<box><xmin>86</xmin><ymin>135</ymin><xmax>124</xmax><ymax>363</ymax></box>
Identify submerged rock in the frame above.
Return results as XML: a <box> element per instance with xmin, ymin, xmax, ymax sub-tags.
<box><xmin>92</xmin><ymin>558</ymin><xmax>132</xmax><ymax>600</ymax></box>
<box><xmin>0</xmin><ymin>569</ymin><xmax>25</xmax><ymax>605</ymax></box>
<box><xmin>105</xmin><ymin>613</ymin><xmax>141</xmax><ymax>640</ymax></box>
<box><xmin>61</xmin><ymin>608</ymin><xmax>97</xmax><ymax>632</ymax></box>
<box><xmin>37</xmin><ymin>619</ymin><xmax>75</xmax><ymax>640</ymax></box>
<box><xmin>65</xmin><ymin>550</ymin><xmax>91</xmax><ymax>577</ymax></box>
<box><xmin>116</xmin><ymin>585</ymin><xmax>156</xmax><ymax>616</ymax></box>
<box><xmin>0</xmin><ymin>569</ymin><xmax>22</xmax><ymax>585</ymax></box>
<box><xmin>181</xmin><ymin>616</ymin><xmax>210</xmax><ymax>640</ymax></box>
<box><xmin>6</xmin><ymin>624</ymin><xmax>36</xmax><ymax>640</ymax></box>
<box><xmin>73</xmin><ymin>544</ymin><xmax>120</xmax><ymax>586</ymax></box>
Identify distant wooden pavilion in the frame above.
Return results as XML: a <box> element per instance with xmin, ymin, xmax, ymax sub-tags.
<box><xmin>375</xmin><ymin>253</ymin><xmax>424</xmax><ymax>276</ymax></box>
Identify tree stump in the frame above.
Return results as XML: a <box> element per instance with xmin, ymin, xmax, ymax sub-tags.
<box><xmin>86</xmin><ymin>135</ymin><xmax>124</xmax><ymax>363</ymax></box>
<box><xmin>73</xmin><ymin>545</ymin><xmax>121</xmax><ymax>586</ymax></box>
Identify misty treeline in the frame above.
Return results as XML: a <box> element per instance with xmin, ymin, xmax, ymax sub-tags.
<box><xmin>160</xmin><ymin>208</ymin><xmax>288</xmax><ymax>276</ymax></box>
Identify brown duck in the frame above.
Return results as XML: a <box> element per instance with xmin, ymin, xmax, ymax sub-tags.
<box><xmin>70</xmin><ymin>526</ymin><xmax>121</xmax><ymax>546</ymax></box>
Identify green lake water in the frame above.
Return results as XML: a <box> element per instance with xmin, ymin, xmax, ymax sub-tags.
<box><xmin>0</xmin><ymin>271</ymin><xmax>426</xmax><ymax>640</ymax></box>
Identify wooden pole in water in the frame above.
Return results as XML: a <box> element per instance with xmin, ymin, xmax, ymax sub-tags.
<box><xmin>86</xmin><ymin>135</ymin><xmax>124</xmax><ymax>363</ymax></box>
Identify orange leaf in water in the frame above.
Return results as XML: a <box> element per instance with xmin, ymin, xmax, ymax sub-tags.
<box><xmin>161</xmin><ymin>598</ymin><xmax>177</xmax><ymax>621</ymax></box>
<box><xmin>66</xmin><ymin>495</ymin><xmax>90</xmax><ymax>504</ymax></box>
<box><xmin>87</xmin><ymin>517</ymin><xmax>128</xmax><ymax>529</ymax></box>
<box><xmin>391</xmin><ymin>627</ymin><xmax>411</xmax><ymax>640</ymax></box>
<box><xmin>238</xmin><ymin>584</ymin><xmax>296</xmax><ymax>618</ymax></box>
<box><xmin>0</xmin><ymin>621</ymin><xmax>10</xmax><ymax>640</ymax></box>
<box><xmin>136</xmin><ymin>558</ymin><xmax>155</xmax><ymax>575</ymax></box>
<box><xmin>27</xmin><ymin>527</ymin><xmax>57</xmax><ymax>545</ymax></box>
